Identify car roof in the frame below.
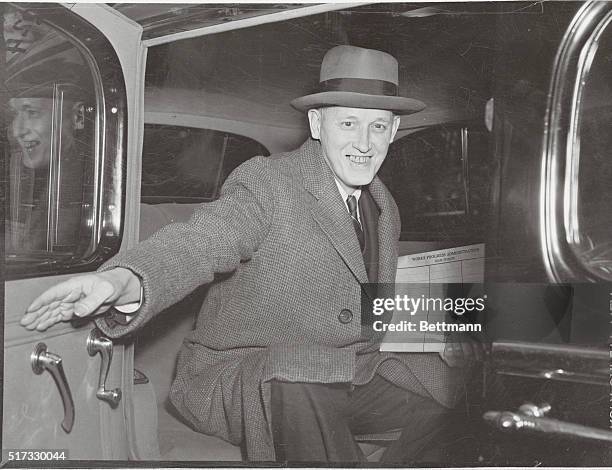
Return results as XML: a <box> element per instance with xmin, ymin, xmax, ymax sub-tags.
<box><xmin>110</xmin><ymin>3</ymin><xmax>557</xmax><ymax>149</ymax></box>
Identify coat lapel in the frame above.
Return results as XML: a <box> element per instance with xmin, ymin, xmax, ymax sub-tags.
<box><xmin>367</xmin><ymin>176</ymin><xmax>400</xmax><ymax>284</ymax></box>
<box><xmin>298</xmin><ymin>140</ymin><xmax>369</xmax><ymax>284</ymax></box>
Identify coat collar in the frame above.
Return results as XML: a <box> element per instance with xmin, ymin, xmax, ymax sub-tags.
<box><xmin>297</xmin><ymin>139</ymin><xmax>398</xmax><ymax>285</ymax></box>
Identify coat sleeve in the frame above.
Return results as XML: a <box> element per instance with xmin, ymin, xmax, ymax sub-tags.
<box><xmin>94</xmin><ymin>156</ymin><xmax>276</xmax><ymax>338</ymax></box>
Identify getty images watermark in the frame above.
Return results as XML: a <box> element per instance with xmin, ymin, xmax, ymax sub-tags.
<box><xmin>370</xmin><ymin>293</ymin><xmax>486</xmax><ymax>333</ymax></box>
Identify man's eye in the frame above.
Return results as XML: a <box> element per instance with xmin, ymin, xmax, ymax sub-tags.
<box><xmin>340</xmin><ymin>121</ymin><xmax>354</xmax><ymax>128</ymax></box>
<box><xmin>372</xmin><ymin>123</ymin><xmax>387</xmax><ymax>131</ymax></box>
<box><xmin>26</xmin><ymin>110</ymin><xmax>40</xmax><ymax>118</ymax></box>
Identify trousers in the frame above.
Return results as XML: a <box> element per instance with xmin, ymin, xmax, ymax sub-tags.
<box><xmin>270</xmin><ymin>373</ymin><xmax>454</xmax><ymax>463</ymax></box>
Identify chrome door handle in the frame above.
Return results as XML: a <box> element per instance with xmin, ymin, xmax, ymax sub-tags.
<box><xmin>484</xmin><ymin>403</ymin><xmax>612</xmax><ymax>443</ymax></box>
<box><xmin>86</xmin><ymin>329</ymin><xmax>122</xmax><ymax>408</ymax></box>
<box><xmin>31</xmin><ymin>343</ymin><xmax>75</xmax><ymax>433</ymax></box>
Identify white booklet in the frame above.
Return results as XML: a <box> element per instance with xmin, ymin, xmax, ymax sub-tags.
<box><xmin>379</xmin><ymin>243</ymin><xmax>485</xmax><ymax>352</ymax></box>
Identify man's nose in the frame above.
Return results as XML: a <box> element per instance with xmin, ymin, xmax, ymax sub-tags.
<box><xmin>352</xmin><ymin>127</ymin><xmax>371</xmax><ymax>153</ymax></box>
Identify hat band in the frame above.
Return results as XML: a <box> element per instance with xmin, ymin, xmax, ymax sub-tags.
<box><xmin>318</xmin><ymin>78</ymin><xmax>398</xmax><ymax>97</ymax></box>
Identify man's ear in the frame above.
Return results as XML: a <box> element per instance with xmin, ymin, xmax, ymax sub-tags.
<box><xmin>307</xmin><ymin>108</ymin><xmax>322</xmax><ymax>140</ymax></box>
<box><xmin>72</xmin><ymin>102</ymin><xmax>85</xmax><ymax>130</ymax></box>
<box><xmin>389</xmin><ymin>115</ymin><xmax>401</xmax><ymax>143</ymax></box>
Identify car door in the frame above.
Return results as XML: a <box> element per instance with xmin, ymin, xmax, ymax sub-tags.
<box><xmin>3</xmin><ymin>3</ymin><xmax>144</xmax><ymax>461</ymax></box>
<box><xmin>481</xmin><ymin>2</ymin><xmax>612</xmax><ymax>465</ymax></box>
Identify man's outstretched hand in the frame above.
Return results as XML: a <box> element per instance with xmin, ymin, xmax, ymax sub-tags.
<box><xmin>21</xmin><ymin>268</ymin><xmax>142</xmax><ymax>331</ymax></box>
<box><xmin>440</xmin><ymin>331</ymin><xmax>489</xmax><ymax>368</ymax></box>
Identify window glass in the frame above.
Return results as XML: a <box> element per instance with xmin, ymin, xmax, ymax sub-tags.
<box><xmin>141</xmin><ymin>124</ymin><xmax>269</xmax><ymax>203</ymax></box>
<box><xmin>379</xmin><ymin>126</ymin><xmax>490</xmax><ymax>242</ymax></box>
<box><xmin>571</xmin><ymin>18</ymin><xmax>612</xmax><ymax>278</ymax></box>
<box><xmin>4</xmin><ymin>6</ymin><xmax>98</xmax><ymax>262</ymax></box>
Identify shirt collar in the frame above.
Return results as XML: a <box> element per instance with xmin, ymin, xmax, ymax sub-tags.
<box><xmin>334</xmin><ymin>179</ymin><xmax>362</xmax><ymax>203</ymax></box>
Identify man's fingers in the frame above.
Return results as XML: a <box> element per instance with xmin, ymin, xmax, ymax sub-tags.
<box><xmin>26</xmin><ymin>281</ymin><xmax>76</xmax><ymax>312</ymax></box>
<box><xmin>461</xmin><ymin>335</ymin><xmax>485</xmax><ymax>362</ymax></box>
<box><xmin>21</xmin><ymin>304</ymin><xmax>57</xmax><ymax>328</ymax></box>
<box><xmin>457</xmin><ymin>335</ymin><xmax>485</xmax><ymax>361</ymax></box>
<box><xmin>22</xmin><ymin>276</ymin><xmax>117</xmax><ymax>332</ymax></box>
<box><xmin>20</xmin><ymin>304</ymin><xmax>49</xmax><ymax>326</ymax></box>
<box><xmin>37</xmin><ymin>311</ymin><xmax>64</xmax><ymax>331</ymax></box>
<box><xmin>443</xmin><ymin>334</ymin><xmax>472</xmax><ymax>367</ymax></box>
<box><xmin>21</xmin><ymin>283</ymin><xmax>79</xmax><ymax>328</ymax></box>
<box><xmin>23</xmin><ymin>306</ymin><xmax>58</xmax><ymax>330</ymax></box>
<box><xmin>458</xmin><ymin>337</ymin><xmax>475</xmax><ymax>362</ymax></box>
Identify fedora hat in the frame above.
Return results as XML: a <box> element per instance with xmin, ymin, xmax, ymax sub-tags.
<box><xmin>291</xmin><ymin>45</ymin><xmax>425</xmax><ymax>115</ymax></box>
<box><xmin>7</xmin><ymin>59</ymin><xmax>92</xmax><ymax>101</ymax></box>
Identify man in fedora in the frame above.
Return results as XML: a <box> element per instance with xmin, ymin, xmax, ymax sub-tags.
<box><xmin>7</xmin><ymin>59</ymin><xmax>92</xmax><ymax>252</ymax></box>
<box><xmin>22</xmin><ymin>45</ymin><xmax>469</xmax><ymax>462</ymax></box>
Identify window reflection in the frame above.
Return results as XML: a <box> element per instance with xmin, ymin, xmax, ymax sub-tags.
<box><xmin>4</xmin><ymin>6</ymin><xmax>96</xmax><ymax>259</ymax></box>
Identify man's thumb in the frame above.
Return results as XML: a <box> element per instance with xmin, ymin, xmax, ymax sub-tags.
<box><xmin>74</xmin><ymin>281</ymin><xmax>114</xmax><ymax>317</ymax></box>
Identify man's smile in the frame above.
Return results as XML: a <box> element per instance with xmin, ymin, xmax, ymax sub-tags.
<box><xmin>21</xmin><ymin>140</ymin><xmax>40</xmax><ymax>152</ymax></box>
<box><xmin>346</xmin><ymin>154</ymin><xmax>373</xmax><ymax>165</ymax></box>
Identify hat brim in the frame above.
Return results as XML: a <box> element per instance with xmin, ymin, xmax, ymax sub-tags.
<box><xmin>290</xmin><ymin>91</ymin><xmax>426</xmax><ymax>115</ymax></box>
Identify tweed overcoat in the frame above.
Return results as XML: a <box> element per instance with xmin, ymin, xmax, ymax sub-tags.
<box><xmin>96</xmin><ymin>138</ymin><xmax>466</xmax><ymax>460</ymax></box>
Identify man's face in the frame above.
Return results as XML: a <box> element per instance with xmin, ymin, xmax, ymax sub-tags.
<box><xmin>308</xmin><ymin>106</ymin><xmax>400</xmax><ymax>193</ymax></box>
<box><xmin>9</xmin><ymin>97</ymin><xmax>80</xmax><ymax>169</ymax></box>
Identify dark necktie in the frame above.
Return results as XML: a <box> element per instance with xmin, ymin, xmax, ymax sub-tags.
<box><xmin>346</xmin><ymin>194</ymin><xmax>365</xmax><ymax>251</ymax></box>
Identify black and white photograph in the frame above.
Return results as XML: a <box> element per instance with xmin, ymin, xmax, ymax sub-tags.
<box><xmin>2</xmin><ymin>1</ymin><xmax>612</xmax><ymax>467</ymax></box>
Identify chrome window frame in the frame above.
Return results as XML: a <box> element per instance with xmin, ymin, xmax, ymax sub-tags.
<box><xmin>5</xmin><ymin>3</ymin><xmax>127</xmax><ymax>280</ymax></box>
<box><xmin>541</xmin><ymin>1</ymin><xmax>612</xmax><ymax>283</ymax></box>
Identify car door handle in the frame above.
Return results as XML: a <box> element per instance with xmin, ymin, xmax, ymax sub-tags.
<box><xmin>87</xmin><ymin>329</ymin><xmax>122</xmax><ymax>408</ymax></box>
<box><xmin>483</xmin><ymin>403</ymin><xmax>612</xmax><ymax>443</ymax></box>
<box><xmin>31</xmin><ymin>343</ymin><xmax>75</xmax><ymax>433</ymax></box>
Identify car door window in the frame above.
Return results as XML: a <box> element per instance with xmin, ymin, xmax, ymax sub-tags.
<box><xmin>568</xmin><ymin>13</ymin><xmax>612</xmax><ymax>279</ymax></box>
<box><xmin>3</xmin><ymin>4</ymin><xmax>126</xmax><ymax>278</ymax></box>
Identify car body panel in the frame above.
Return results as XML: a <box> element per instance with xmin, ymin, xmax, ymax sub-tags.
<box><xmin>4</xmin><ymin>275</ymin><xmax>128</xmax><ymax>458</ymax></box>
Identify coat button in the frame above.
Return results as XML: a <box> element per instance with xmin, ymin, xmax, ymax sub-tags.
<box><xmin>338</xmin><ymin>309</ymin><xmax>353</xmax><ymax>324</ymax></box>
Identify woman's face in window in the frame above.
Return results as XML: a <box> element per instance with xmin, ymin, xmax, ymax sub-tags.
<box><xmin>9</xmin><ymin>97</ymin><xmax>79</xmax><ymax>169</ymax></box>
